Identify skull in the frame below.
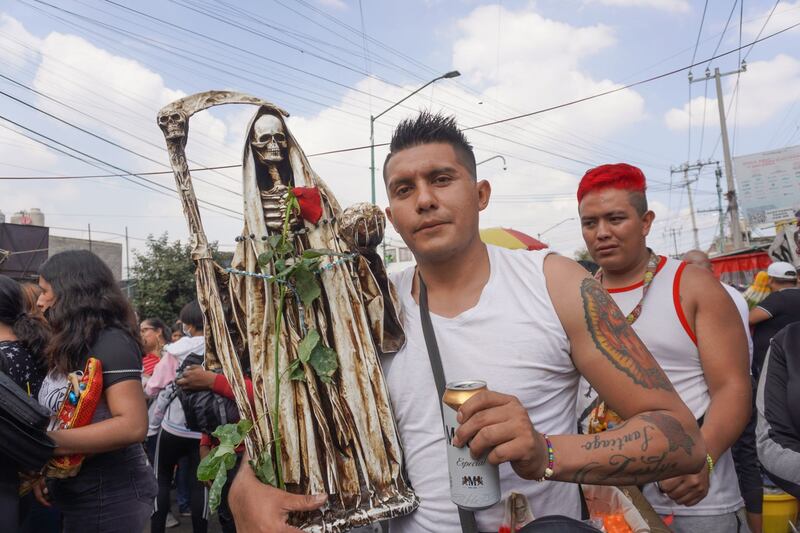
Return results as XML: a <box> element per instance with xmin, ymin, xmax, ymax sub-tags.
<box><xmin>251</xmin><ymin>114</ymin><xmax>287</xmax><ymax>164</ymax></box>
<box><xmin>157</xmin><ymin>110</ymin><xmax>187</xmax><ymax>141</ymax></box>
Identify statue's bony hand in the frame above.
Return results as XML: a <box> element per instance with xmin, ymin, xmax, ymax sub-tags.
<box><xmin>340</xmin><ymin>203</ymin><xmax>385</xmax><ymax>252</ymax></box>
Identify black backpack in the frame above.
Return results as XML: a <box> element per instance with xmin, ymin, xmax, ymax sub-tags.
<box><xmin>174</xmin><ymin>353</ymin><xmax>241</xmax><ymax>434</ymax></box>
<box><xmin>0</xmin><ymin>370</ymin><xmax>55</xmax><ymax>471</ymax></box>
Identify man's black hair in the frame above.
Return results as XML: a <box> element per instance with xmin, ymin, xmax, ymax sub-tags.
<box><xmin>383</xmin><ymin>111</ymin><xmax>477</xmax><ymax>180</ymax></box>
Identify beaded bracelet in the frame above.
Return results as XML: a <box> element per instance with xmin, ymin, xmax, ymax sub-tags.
<box><xmin>536</xmin><ymin>434</ymin><xmax>555</xmax><ymax>482</ymax></box>
<box><xmin>706</xmin><ymin>453</ymin><xmax>715</xmax><ymax>475</ymax></box>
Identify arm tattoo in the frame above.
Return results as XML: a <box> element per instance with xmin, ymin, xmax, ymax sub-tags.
<box><xmin>570</xmin><ymin>413</ymin><xmax>694</xmax><ymax>484</ymax></box>
<box><xmin>579</xmin><ymin>278</ymin><xmax>673</xmax><ymax>391</ymax></box>
<box><xmin>640</xmin><ymin>412</ymin><xmax>695</xmax><ymax>456</ymax></box>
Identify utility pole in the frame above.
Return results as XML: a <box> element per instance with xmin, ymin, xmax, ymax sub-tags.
<box><xmin>670</xmin><ymin>159</ymin><xmax>720</xmax><ymax>251</ymax></box>
<box><xmin>669</xmin><ymin>228</ymin><xmax>680</xmax><ymax>258</ymax></box>
<box><xmin>689</xmin><ymin>62</ymin><xmax>746</xmax><ymax>249</ymax></box>
<box><xmin>87</xmin><ymin>223</ymin><xmax>92</xmax><ymax>252</ymax></box>
<box><xmin>125</xmin><ymin>226</ymin><xmax>131</xmax><ymax>298</ymax></box>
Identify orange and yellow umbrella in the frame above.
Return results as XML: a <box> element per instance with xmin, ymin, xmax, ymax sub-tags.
<box><xmin>479</xmin><ymin>227</ymin><xmax>548</xmax><ymax>251</ymax></box>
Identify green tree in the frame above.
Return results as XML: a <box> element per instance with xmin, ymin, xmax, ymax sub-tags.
<box><xmin>130</xmin><ymin>233</ymin><xmax>230</xmax><ymax>322</ymax></box>
<box><xmin>573</xmin><ymin>247</ymin><xmax>593</xmax><ymax>262</ymax></box>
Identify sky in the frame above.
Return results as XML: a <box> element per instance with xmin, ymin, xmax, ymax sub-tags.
<box><xmin>1</xmin><ymin>0</ymin><xmax>799</xmax><ymax>271</ymax></box>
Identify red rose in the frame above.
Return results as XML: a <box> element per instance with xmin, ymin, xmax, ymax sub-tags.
<box><xmin>291</xmin><ymin>186</ymin><xmax>323</xmax><ymax>224</ymax></box>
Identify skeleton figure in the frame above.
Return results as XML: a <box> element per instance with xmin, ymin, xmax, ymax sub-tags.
<box><xmin>249</xmin><ymin>114</ymin><xmax>302</xmax><ymax>231</ymax></box>
<box><xmin>156</xmin><ymin>92</ymin><xmax>416</xmax><ymax>533</ymax></box>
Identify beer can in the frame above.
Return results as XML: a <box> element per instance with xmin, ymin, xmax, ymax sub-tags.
<box><xmin>442</xmin><ymin>380</ymin><xmax>501</xmax><ymax>510</ymax></box>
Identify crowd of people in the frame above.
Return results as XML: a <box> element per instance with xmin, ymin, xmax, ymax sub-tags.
<box><xmin>0</xmin><ymin>111</ymin><xmax>798</xmax><ymax>533</ymax></box>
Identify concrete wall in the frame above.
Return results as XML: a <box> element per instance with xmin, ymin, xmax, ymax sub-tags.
<box><xmin>48</xmin><ymin>235</ymin><xmax>123</xmax><ymax>281</ymax></box>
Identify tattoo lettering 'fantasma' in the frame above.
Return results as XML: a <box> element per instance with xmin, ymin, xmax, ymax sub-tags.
<box><xmin>640</xmin><ymin>412</ymin><xmax>695</xmax><ymax>456</ymax></box>
<box><xmin>579</xmin><ymin>278</ymin><xmax>673</xmax><ymax>391</ymax></box>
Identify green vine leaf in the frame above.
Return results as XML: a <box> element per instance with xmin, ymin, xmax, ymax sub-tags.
<box><xmin>257</xmin><ymin>250</ymin><xmax>274</xmax><ymax>269</ymax></box>
<box><xmin>298</xmin><ymin>330</ymin><xmax>320</xmax><ymax>363</ymax></box>
<box><xmin>301</xmin><ymin>248</ymin><xmax>335</xmax><ymax>259</ymax></box>
<box><xmin>289</xmin><ymin>363</ymin><xmax>306</xmax><ymax>382</ymax></box>
<box><xmin>267</xmin><ymin>234</ymin><xmax>282</xmax><ymax>248</ymax></box>
<box><xmin>251</xmin><ymin>449</ymin><xmax>277</xmax><ymax>487</ymax></box>
<box><xmin>293</xmin><ymin>264</ymin><xmax>321</xmax><ymax>307</ymax></box>
<box><xmin>309</xmin><ymin>344</ymin><xmax>338</xmax><ymax>384</ymax></box>
<box><xmin>196</xmin><ymin>419</ymin><xmax>252</xmax><ymax>512</ymax></box>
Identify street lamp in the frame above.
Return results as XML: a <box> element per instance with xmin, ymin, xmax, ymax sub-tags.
<box><xmin>537</xmin><ymin>217</ymin><xmax>576</xmax><ymax>240</ymax></box>
<box><xmin>369</xmin><ymin>70</ymin><xmax>461</xmax><ymax>203</ymax></box>
<box><xmin>477</xmin><ymin>155</ymin><xmax>507</xmax><ymax>170</ymax></box>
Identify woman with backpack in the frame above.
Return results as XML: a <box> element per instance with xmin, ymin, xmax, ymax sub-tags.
<box><xmin>149</xmin><ymin>300</ymin><xmax>208</xmax><ymax>533</ymax></box>
<box><xmin>33</xmin><ymin>250</ymin><xmax>157</xmax><ymax>532</ymax></box>
<box><xmin>0</xmin><ymin>275</ymin><xmax>51</xmax><ymax>530</ymax></box>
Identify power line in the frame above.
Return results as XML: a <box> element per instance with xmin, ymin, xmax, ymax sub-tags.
<box><xmin>4</xmin><ymin>16</ymin><xmax>797</xmax><ymax>192</ymax></box>
<box><xmin>687</xmin><ymin>0</ymin><xmax>710</xmax><ymax>163</ymax></box>
<box><xmin>0</xmin><ymin>88</ymin><xmax>244</xmax><ymax>197</ymax></box>
<box><xmin>0</xmin><ymin>114</ymin><xmax>241</xmax><ymax>217</ymax></box>
<box><xmin>460</xmin><ymin>19</ymin><xmax>800</xmax><ymax>132</ymax></box>
<box><xmin>744</xmin><ymin>0</ymin><xmax>780</xmax><ymax>61</ymax></box>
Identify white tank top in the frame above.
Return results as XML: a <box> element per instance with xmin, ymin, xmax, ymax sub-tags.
<box><xmin>578</xmin><ymin>256</ymin><xmax>743</xmax><ymax>516</ymax></box>
<box><xmin>381</xmin><ymin>245</ymin><xmax>580</xmax><ymax>533</ymax></box>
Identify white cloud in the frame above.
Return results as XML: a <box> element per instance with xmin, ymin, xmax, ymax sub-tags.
<box><xmin>585</xmin><ymin>0</ymin><xmax>690</xmax><ymax>13</ymax></box>
<box><xmin>0</xmin><ymin>18</ymin><xmax>248</xmax><ymax>255</ymax></box>
<box><xmin>282</xmin><ymin>4</ymin><xmax>650</xmax><ymax>254</ymax></box>
<box><xmin>451</xmin><ymin>4</ymin><xmax>645</xmax><ymax>133</ymax></box>
<box><xmin>744</xmin><ymin>1</ymin><xmax>800</xmax><ymax>38</ymax></box>
<box><xmin>0</xmin><ymin>7</ymin><xmax>652</xmax><ymax>258</ymax></box>
<box><xmin>0</xmin><ymin>13</ymin><xmax>42</xmax><ymax>71</ymax></box>
<box><xmin>664</xmin><ymin>54</ymin><xmax>800</xmax><ymax>130</ymax></box>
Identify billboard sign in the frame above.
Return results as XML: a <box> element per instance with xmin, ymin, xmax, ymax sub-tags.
<box><xmin>733</xmin><ymin>144</ymin><xmax>800</xmax><ymax>225</ymax></box>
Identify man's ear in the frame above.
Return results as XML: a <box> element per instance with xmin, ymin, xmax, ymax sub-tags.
<box><xmin>642</xmin><ymin>210</ymin><xmax>655</xmax><ymax>236</ymax></box>
<box><xmin>477</xmin><ymin>180</ymin><xmax>491</xmax><ymax>211</ymax></box>
<box><xmin>385</xmin><ymin>206</ymin><xmax>395</xmax><ymax>229</ymax></box>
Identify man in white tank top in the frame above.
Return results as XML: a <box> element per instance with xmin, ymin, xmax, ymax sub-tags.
<box><xmin>225</xmin><ymin>115</ymin><xmax>707</xmax><ymax>533</ymax></box>
<box><xmin>577</xmin><ymin>164</ymin><xmax>752</xmax><ymax>533</ymax></box>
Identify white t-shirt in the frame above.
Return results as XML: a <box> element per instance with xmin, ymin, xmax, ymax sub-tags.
<box><xmin>382</xmin><ymin>245</ymin><xmax>580</xmax><ymax>533</ymax></box>
<box><xmin>723</xmin><ymin>283</ymin><xmax>753</xmax><ymax>366</ymax></box>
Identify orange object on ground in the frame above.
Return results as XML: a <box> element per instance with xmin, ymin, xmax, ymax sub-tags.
<box><xmin>46</xmin><ymin>357</ymin><xmax>103</xmax><ymax>478</ymax></box>
<box><xmin>602</xmin><ymin>513</ymin><xmax>633</xmax><ymax>533</ymax></box>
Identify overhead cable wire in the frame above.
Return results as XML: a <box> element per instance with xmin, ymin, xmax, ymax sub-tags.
<box><xmin>459</xmin><ymin>20</ymin><xmax>800</xmax><ymax>132</ymax></box>
<box><xmin>0</xmin><ymin>88</ymin><xmax>244</xmax><ymax>197</ymax></box>
<box><xmin>744</xmin><ymin>0</ymin><xmax>780</xmax><ymax>61</ymax></box>
<box><xmin>687</xmin><ymin>0</ymin><xmax>710</xmax><ymax>163</ymax></box>
<box><xmin>0</xmin><ymin>114</ymin><xmax>241</xmax><ymax>217</ymax></box>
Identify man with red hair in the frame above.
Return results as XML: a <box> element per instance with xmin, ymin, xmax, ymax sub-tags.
<box><xmin>577</xmin><ymin>163</ymin><xmax>753</xmax><ymax>533</ymax></box>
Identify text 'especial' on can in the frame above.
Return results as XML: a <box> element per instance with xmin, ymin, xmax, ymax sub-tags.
<box><xmin>442</xmin><ymin>380</ymin><xmax>501</xmax><ymax>510</ymax></box>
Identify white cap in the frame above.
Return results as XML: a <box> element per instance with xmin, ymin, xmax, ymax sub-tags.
<box><xmin>767</xmin><ymin>261</ymin><xmax>797</xmax><ymax>281</ymax></box>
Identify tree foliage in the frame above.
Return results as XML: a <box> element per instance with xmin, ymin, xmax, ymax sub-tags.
<box><xmin>573</xmin><ymin>247</ymin><xmax>593</xmax><ymax>262</ymax></box>
<box><xmin>130</xmin><ymin>233</ymin><xmax>230</xmax><ymax>322</ymax></box>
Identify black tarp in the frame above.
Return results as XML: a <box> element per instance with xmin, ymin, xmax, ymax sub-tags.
<box><xmin>0</xmin><ymin>223</ymin><xmax>49</xmax><ymax>281</ymax></box>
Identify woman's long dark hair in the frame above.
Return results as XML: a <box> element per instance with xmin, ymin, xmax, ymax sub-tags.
<box><xmin>39</xmin><ymin>250</ymin><xmax>140</xmax><ymax>374</ymax></box>
<box><xmin>0</xmin><ymin>275</ymin><xmax>50</xmax><ymax>365</ymax></box>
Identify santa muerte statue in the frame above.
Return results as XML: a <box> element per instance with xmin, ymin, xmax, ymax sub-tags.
<box><xmin>157</xmin><ymin>91</ymin><xmax>418</xmax><ymax>532</ymax></box>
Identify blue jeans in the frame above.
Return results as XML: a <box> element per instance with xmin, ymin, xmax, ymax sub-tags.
<box><xmin>51</xmin><ymin>444</ymin><xmax>157</xmax><ymax>533</ymax></box>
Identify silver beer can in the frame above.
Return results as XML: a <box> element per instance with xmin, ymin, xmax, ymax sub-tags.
<box><xmin>442</xmin><ymin>380</ymin><xmax>501</xmax><ymax>510</ymax></box>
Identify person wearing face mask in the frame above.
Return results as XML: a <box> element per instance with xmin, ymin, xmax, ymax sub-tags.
<box><xmin>33</xmin><ymin>250</ymin><xmax>157</xmax><ymax>533</ymax></box>
<box><xmin>148</xmin><ymin>301</ymin><xmax>208</xmax><ymax>533</ymax></box>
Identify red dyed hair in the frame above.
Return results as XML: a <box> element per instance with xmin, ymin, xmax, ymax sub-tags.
<box><xmin>577</xmin><ymin>163</ymin><xmax>646</xmax><ymax>203</ymax></box>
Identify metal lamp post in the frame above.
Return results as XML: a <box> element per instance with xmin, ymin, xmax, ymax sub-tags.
<box><xmin>537</xmin><ymin>217</ymin><xmax>577</xmax><ymax>240</ymax></box>
<box><xmin>369</xmin><ymin>70</ymin><xmax>460</xmax><ymax>204</ymax></box>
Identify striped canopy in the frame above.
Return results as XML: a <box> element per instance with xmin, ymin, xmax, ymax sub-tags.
<box><xmin>479</xmin><ymin>227</ymin><xmax>548</xmax><ymax>251</ymax></box>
